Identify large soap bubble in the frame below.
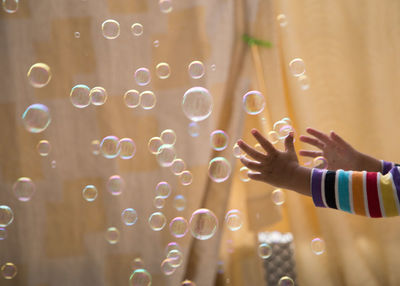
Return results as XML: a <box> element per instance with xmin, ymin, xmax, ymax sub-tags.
<box><xmin>208</xmin><ymin>157</ymin><xmax>231</xmax><ymax>183</ymax></box>
<box><xmin>27</xmin><ymin>63</ymin><xmax>52</xmax><ymax>88</ymax></box>
<box><xmin>189</xmin><ymin>208</ymin><xmax>218</xmax><ymax>240</ymax></box>
<box><xmin>182</xmin><ymin>87</ymin><xmax>213</xmax><ymax>122</ymax></box>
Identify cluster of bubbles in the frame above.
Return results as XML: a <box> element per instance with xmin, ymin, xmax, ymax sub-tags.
<box><xmin>289</xmin><ymin>58</ymin><xmax>310</xmax><ymax>91</ymax></box>
<box><xmin>159</xmin><ymin>242</ymin><xmax>184</xmax><ymax>276</ymax></box>
<box><xmin>99</xmin><ymin>136</ymin><xmax>136</xmax><ymax>159</ymax></box>
<box><xmin>13</xmin><ymin>177</ymin><xmax>36</xmax><ymax>202</ymax></box>
<box><xmin>124</xmin><ymin>89</ymin><xmax>157</xmax><ymax>110</ymax></box>
<box><xmin>70</xmin><ymin>85</ymin><xmax>108</xmax><ymax>108</ymax></box>
<box><xmin>269</xmin><ymin>117</ymin><xmax>294</xmax><ymax>143</ymax></box>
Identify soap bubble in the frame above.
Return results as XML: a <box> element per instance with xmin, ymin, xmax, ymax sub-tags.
<box><xmin>129</xmin><ymin>268</ymin><xmax>152</xmax><ymax>286</ymax></box>
<box><xmin>159</xmin><ymin>0</ymin><xmax>172</xmax><ymax>13</ymax></box>
<box><xmin>130</xmin><ymin>257</ymin><xmax>145</xmax><ymax>271</ymax></box>
<box><xmin>156</xmin><ymin>62</ymin><xmax>171</xmax><ymax>79</ymax></box>
<box><xmin>254</xmin><ymin>143</ymin><xmax>264</xmax><ymax>153</ymax></box>
<box><xmin>188</xmin><ymin>61</ymin><xmax>205</xmax><ymax>79</ymax></box>
<box><xmin>124</xmin><ymin>90</ymin><xmax>140</xmax><ymax>108</ymax></box>
<box><xmin>148</xmin><ymin>137</ymin><xmax>163</xmax><ymax>154</ymax></box>
<box><xmin>282</xmin><ymin>117</ymin><xmax>292</xmax><ymax>126</ymax></box>
<box><xmin>298</xmin><ymin>74</ymin><xmax>310</xmax><ymax>90</ymax></box>
<box><xmin>165</xmin><ymin>242</ymin><xmax>182</xmax><ymax>255</ymax></box>
<box><xmin>51</xmin><ymin>160</ymin><xmax>56</xmax><ymax>168</ymax></box>
<box><xmin>153</xmin><ymin>40</ymin><xmax>160</xmax><ymax>47</ymax></box>
<box><xmin>289</xmin><ymin>58</ymin><xmax>305</xmax><ymax>77</ymax></box>
<box><xmin>268</xmin><ymin>131</ymin><xmax>280</xmax><ymax>144</ymax></box>
<box><xmin>188</xmin><ymin>122</ymin><xmax>199</xmax><ymax>137</ymax></box>
<box><xmin>243</xmin><ymin>91</ymin><xmax>265</xmax><ymax>115</ymax></box>
<box><xmin>313</xmin><ymin>156</ymin><xmax>328</xmax><ymax>169</ymax></box>
<box><xmin>277</xmin><ymin>124</ymin><xmax>293</xmax><ymax>139</ymax></box>
<box><xmin>171</xmin><ymin>159</ymin><xmax>186</xmax><ymax>175</ymax></box>
<box><xmin>135</xmin><ymin>68</ymin><xmax>151</xmax><ymax>86</ymax></box>
<box><xmin>225</xmin><ymin>209</ymin><xmax>242</xmax><ymax>231</ymax></box>
<box><xmin>211</xmin><ymin>64</ymin><xmax>216</xmax><ymax>71</ymax></box>
<box><xmin>210</xmin><ymin>130</ymin><xmax>228</xmax><ymax>151</ymax></box>
<box><xmin>157</xmin><ymin>144</ymin><xmax>176</xmax><ymax>167</ymax></box>
<box><xmin>107</xmin><ymin>175</ymin><xmax>124</xmax><ymax>195</ymax></box>
<box><xmin>208</xmin><ymin>157</ymin><xmax>231</xmax><ymax>183</ymax></box>
<box><xmin>12</xmin><ymin>177</ymin><xmax>35</xmax><ymax>202</ymax></box>
<box><xmin>22</xmin><ymin>104</ymin><xmax>51</xmax><ymax>133</ymax></box>
<box><xmin>173</xmin><ymin>195</ymin><xmax>186</xmax><ymax>211</ymax></box>
<box><xmin>102</xmin><ymin>19</ymin><xmax>120</xmax><ymax>39</ymax></box>
<box><xmin>232</xmin><ymin>143</ymin><xmax>244</xmax><ymax>158</ymax></box>
<box><xmin>258</xmin><ymin>243</ymin><xmax>272</xmax><ymax>259</ymax></box>
<box><xmin>148</xmin><ymin>212</ymin><xmax>166</xmax><ymax>231</ymax></box>
<box><xmin>182</xmin><ymin>87</ymin><xmax>213</xmax><ymax>122</ymax></box>
<box><xmin>70</xmin><ymin>84</ymin><xmax>91</xmax><ymax>108</ymax></box>
<box><xmin>0</xmin><ymin>228</ymin><xmax>7</xmax><ymax>240</ymax></box>
<box><xmin>155</xmin><ymin>181</ymin><xmax>171</xmax><ymax>198</ymax></box>
<box><xmin>167</xmin><ymin>249</ymin><xmax>184</xmax><ymax>267</ymax></box>
<box><xmin>27</xmin><ymin>63</ymin><xmax>51</xmax><ymax>88</ymax></box>
<box><xmin>121</xmin><ymin>208</ymin><xmax>138</xmax><ymax>226</ymax></box>
<box><xmin>276</xmin><ymin>14</ymin><xmax>288</xmax><ymax>27</ymax></box>
<box><xmin>89</xmin><ymin>86</ymin><xmax>108</xmax><ymax>106</ymax></box>
<box><xmin>189</xmin><ymin>208</ymin><xmax>218</xmax><ymax>240</ymax></box>
<box><xmin>37</xmin><ymin>140</ymin><xmax>51</xmax><ymax>156</ymax></box>
<box><xmin>0</xmin><ymin>206</ymin><xmax>13</xmax><ymax>227</ymax></box>
<box><xmin>278</xmin><ymin>276</ymin><xmax>294</xmax><ymax>286</ymax></box>
<box><xmin>161</xmin><ymin>259</ymin><xmax>176</xmax><ymax>276</ymax></box>
<box><xmin>105</xmin><ymin>227</ymin><xmax>120</xmax><ymax>244</ymax></box>
<box><xmin>119</xmin><ymin>138</ymin><xmax>136</xmax><ymax>159</ymax></box>
<box><xmin>91</xmin><ymin>140</ymin><xmax>100</xmax><ymax>155</ymax></box>
<box><xmin>239</xmin><ymin>166</ymin><xmax>250</xmax><ymax>182</ymax></box>
<box><xmin>169</xmin><ymin>217</ymin><xmax>188</xmax><ymax>238</ymax></box>
<box><xmin>153</xmin><ymin>196</ymin><xmax>165</xmax><ymax>209</ymax></box>
<box><xmin>100</xmin><ymin>136</ymin><xmax>120</xmax><ymax>159</ymax></box>
<box><xmin>2</xmin><ymin>0</ymin><xmax>18</xmax><ymax>13</ymax></box>
<box><xmin>311</xmin><ymin>238</ymin><xmax>325</xmax><ymax>255</ymax></box>
<box><xmin>182</xmin><ymin>280</ymin><xmax>196</xmax><ymax>286</ymax></box>
<box><xmin>180</xmin><ymin>170</ymin><xmax>193</xmax><ymax>186</ymax></box>
<box><xmin>74</xmin><ymin>32</ymin><xmax>80</xmax><ymax>38</ymax></box>
<box><xmin>272</xmin><ymin>189</ymin><xmax>285</xmax><ymax>205</ymax></box>
<box><xmin>82</xmin><ymin>185</ymin><xmax>98</xmax><ymax>202</ymax></box>
<box><xmin>160</xmin><ymin>129</ymin><xmax>176</xmax><ymax>145</ymax></box>
<box><xmin>131</xmin><ymin>23</ymin><xmax>143</xmax><ymax>36</ymax></box>
<box><xmin>140</xmin><ymin>91</ymin><xmax>156</xmax><ymax>110</ymax></box>
<box><xmin>1</xmin><ymin>262</ymin><xmax>17</xmax><ymax>279</ymax></box>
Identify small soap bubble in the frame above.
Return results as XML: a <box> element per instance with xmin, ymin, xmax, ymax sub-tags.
<box><xmin>289</xmin><ymin>58</ymin><xmax>306</xmax><ymax>77</ymax></box>
<box><xmin>160</xmin><ymin>129</ymin><xmax>176</xmax><ymax>145</ymax></box>
<box><xmin>272</xmin><ymin>189</ymin><xmax>285</xmax><ymax>205</ymax></box>
<box><xmin>129</xmin><ymin>268</ymin><xmax>152</xmax><ymax>286</ymax></box>
<box><xmin>182</xmin><ymin>87</ymin><xmax>213</xmax><ymax>122</ymax></box>
<box><xmin>313</xmin><ymin>156</ymin><xmax>328</xmax><ymax>169</ymax></box>
<box><xmin>159</xmin><ymin>0</ymin><xmax>172</xmax><ymax>13</ymax></box>
<box><xmin>276</xmin><ymin>14</ymin><xmax>288</xmax><ymax>27</ymax></box>
<box><xmin>121</xmin><ymin>208</ymin><xmax>138</xmax><ymax>226</ymax></box>
<box><xmin>258</xmin><ymin>243</ymin><xmax>272</xmax><ymax>259</ymax></box>
<box><xmin>188</xmin><ymin>61</ymin><xmax>205</xmax><ymax>79</ymax></box>
<box><xmin>37</xmin><ymin>140</ymin><xmax>51</xmax><ymax>156</ymax></box>
<box><xmin>119</xmin><ymin>138</ymin><xmax>136</xmax><ymax>159</ymax></box>
<box><xmin>148</xmin><ymin>212</ymin><xmax>166</xmax><ymax>231</ymax></box>
<box><xmin>153</xmin><ymin>40</ymin><xmax>160</xmax><ymax>47</ymax></box>
<box><xmin>91</xmin><ymin>140</ymin><xmax>100</xmax><ymax>155</ymax></box>
<box><xmin>156</xmin><ymin>62</ymin><xmax>171</xmax><ymax>79</ymax></box>
<box><xmin>153</xmin><ymin>196</ymin><xmax>165</xmax><ymax>209</ymax></box>
<box><xmin>140</xmin><ymin>91</ymin><xmax>156</xmax><ymax>110</ymax></box>
<box><xmin>105</xmin><ymin>227</ymin><xmax>120</xmax><ymax>244</ymax></box>
<box><xmin>165</xmin><ymin>242</ymin><xmax>182</xmax><ymax>255</ymax></box>
<box><xmin>0</xmin><ymin>228</ymin><xmax>7</xmax><ymax>240</ymax></box>
<box><xmin>171</xmin><ymin>159</ymin><xmax>186</xmax><ymax>175</ymax></box>
<box><xmin>148</xmin><ymin>137</ymin><xmax>163</xmax><ymax>154</ymax></box>
<box><xmin>13</xmin><ymin>177</ymin><xmax>35</xmax><ymax>202</ymax></box>
<box><xmin>82</xmin><ymin>185</ymin><xmax>98</xmax><ymax>202</ymax></box>
<box><xmin>188</xmin><ymin>122</ymin><xmax>199</xmax><ymax>137</ymax></box>
<box><xmin>27</xmin><ymin>63</ymin><xmax>52</xmax><ymax>88</ymax></box>
<box><xmin>100</xmin><ymin>135</ymin><xmax>120</xmax><ymax>159</ymax></box>
<box><xmin>180</xmin><ymin>170</ymin><xmax>193</xmax><ymax>186</ymax></box>
<box><xmin>51</xmin><ymin>160</ymin><xmax>56</xmax><ymax>168</ymax></box>
<box><xmin>135</xmin><ymin>68</ymin><xmax>151</xmax><ymax>86</ymax></box>
<box><xmin>130</xmin><ymin>257</ymin><xmax>145</xmax><ymax>271</ymax></box>
<box><xmin>131</xmin><ymin>23</ymin><xmax>143</xmax><ymax>36</ymax></box>
<box><xmin>124</xmin><ymin>89</ymin><xmax>140</xmax><ymax>108</ymax></box>
<box><xmin>169</xmin><ymin>217</ymin><xmax>188</xmax><ymax>238</ymax></box>
<box><xmin>189</xmin><ymin>209</ymin><xmax>218</xmax><ymax>240</ymax></box>
<box><xmin>282</xmin><ymin>117</ymin><xmax>292</xmax><ymax>126</ymax></box>
<box><xmin>102</xmin><ymin>19</ymin><xmax>120</xmax><ymax>39</ymax></box>
<box><xmin>74</xmin><ymin>32</ymin><xmax>81</xmax><ymax>38</ymax></box>
<box><xmin>311</xmin><ymin>238</ymin><xmax>325</xmax><ymax>255</ymax></box>
<box><xmin>173</xmin><ymin>195</ymin><xmax>186</xmax><ymax>211</ymax></box>
<box><xmin>0</xmin><ymin>205</ymin><xmax>13</xmax><ymax>227</ymax></box>
<box><xmin>277</xmin><ymin>124</ymin><xmax>293</xmax><ymax>139</ymax></box>
<box><xmin>278</xmin><ymin>276</ymin><xmax>294</xmax><ymax>286</ymax></box>
<box><xmin>22</xmin><ymin>104</ymin><xmax>51</xmax><ymax>133</ymax></box>
<box><xmin>232</xmin><ymin>143</ymin><xmax>244</xmax><ymax>158</ymax></box>
<box><xmin>182</xmin><ymin>280</ymin><xmax>196</xmax><ymax>286</ymax></box>
<box><xmin>225</xmin><ymin>209</ymin><xmax>242</xmax><ymax>231</ymax></box>
<box><xmin>298</xmin><ymin>74</ymin><xmax>310</xmax><ymax>90</ymax></box>
<box><xmin>239</xmin><ymin>166</ymin><xmax>250</xmax><ymax>182</ymax></box>
<box><xmin>107</xmin><ymin>175</ymin><xmax>125</xmax><ymax>195</ymax></box>
<box><xmin>155</xmin><ymin>181</ymin><xmax>171</xmax><ymax>198</ymax></box>
<box><xmin>1</xmin><ymin>262</ymin><xmax>17</xmax><ymax>279</ymax></box>
<box><xmin>211</xmin><ymin>64</ymin><xmax>216</xmax><ymax>71</ymax></box>
<box><xmin>161</xmin><ymin>259</ymin><xmax>176</xmax><ymax>276</ymax></box>
<box><xmin>90</xmin><ymin>86</ymin><xmax>108</xmax><ymax>106</ymax></box>
<box><xmin>70</xmin><ymin>84</ymin><xmax>91</xmax><ymax>108</ymax></box>
<box><xmin>157</xmin><ymin>144</ymin><xmax>176</xmax><ymax>167</ymax></box>
<box><xmin>243</xmin><ymin>90</ymin><xmax>265</xmax><ymax>115</ymax></box>
<box><xmin>2</xmin><ymin>0</ymin><xmax>18</xmax><ymax>13</ymax></box>
<box><xmin>210</xmin><ymin>130</ymin><xmax>228</xmax><ymax>151</ymax></box>
<box><xmin>268</xmin><ymin>131</ymin><xmax>280</xmax><ymax>144</ymax></box>
<box><xmin>208</xmin><ymin>157</ymin><xmax>231</xmax><ymax>183</ymax></box>
<box><xmin>167</xmin><ymin>249</ymin><xmax>184</xmax><ymax>267</ymax></box>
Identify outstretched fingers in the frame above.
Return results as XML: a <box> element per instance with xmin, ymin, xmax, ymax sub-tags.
<box><xmin>306</xmin><ymin>128</ymin><xmax>331</xmax><ymax>144</ymax></box>
<box><xmin>330</xmin><ymin>131</ymin><xmax>351</xmax><ymax>148</ymax></box>
<box><xmin>251</xmin><ymin>129</ymin><xmax>277</xmax><ymax>155</ymax></box>
<box><xmin>299</xmin><ymin>135</ymin><xmax>325</xmax><ymax>150</ymax></box>
<box><xmin>240</xmin><ymin>156</ymin><xmax>263</xmax><ymax>171</ymax></box>
<box><xmin>237</xmin><ymin>140</ymin><xmax>266</xmax><ymax>161</ymax></box>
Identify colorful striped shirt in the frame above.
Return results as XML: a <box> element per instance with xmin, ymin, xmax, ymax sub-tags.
<box><xmin>311</xmin><ymin>160</ymin><xmax>400</xmax><ymax>218</ymax></box>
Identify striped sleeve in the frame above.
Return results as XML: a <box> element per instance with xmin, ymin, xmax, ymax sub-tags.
<box><xmin>311</xmin><ymin>167</ymin><xmax>400</xmax><ymax>218</ymax></box>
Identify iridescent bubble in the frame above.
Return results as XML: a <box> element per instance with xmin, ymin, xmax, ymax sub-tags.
<box><xmin>22</xmin><ymin>103</ymin><xmax>51</xmax><ymax>133</ymax></box>
<box><xmin>107</xmin><ymin>175</ymin><xmax>125</xmax><ymax>195</ymax></box>
<box><xmin>188</xmin><ymin>61</ymin><xmax>205</xmax><ymax>79</ymax></box>
<box><xmin>268</xmin><ymin>131</ymin><xmax>280</xmax><ymax>144</ymax></box>
<box><xmin>129</xmin><ymin>268</ymin><xmax>152</xmax><ymax>286</ymax></box>
<box><xmin>171</xmin><ymin>159</ymin><xmax>186</xmax><ymax>175</ymax></box>
<box><xmin>0</xmin><ymin>228</ymin><xmax>7</xmax><ymax>240</ymax></box>
<box><xmin>182</xmin><ymin>280</ymin><xmax>196</xmax><ymax>286</ymax></box>
<box><xmin>140</xmin><ymin>91</ymin><xmax>156</xmax><ymax>110</ymax></box>
<box><xmin>210</xmin><ymin>130</ymin><xmax>228</xmax><ymax>151</ymax></box>
<box><xmin>155</xmin><ymin>181</ymin><xmax>171</xmax><ymax>198</ymax></box>
<box><xmin>239</xmin><ymin>166</ymin><xmax>250</xmax><ymax>182</ymax></box>
<box><xmin>82</xmin><ymin>185</ymin><xmax>98</xmax><ymax>202</ymax></box>
<box><xmin>100</xmin><ymin>136</ymin><xmax>120</xmax><ymax>159</ymax></box>
<box><xmin>188</xmin><ymin>122</ymin><xmax>199</xmax><ymax>137</ymax></box>
<box><xmin>121</xmin><ymin>208</ymin><xmax>138</xmax><ymax>226</ymax></box>
<box><xmin>232</xmin><ymin>143</ymin><xmax>244</xmax><ymax>158</ymax></box>
<box><xmin>289</xmin><ymin>58</ymin><xmax>305</xmax><ymax>77</ymax></box>
<box><xmin>298</xmin><ymin>74</ymin><xmax>310</xmax><ymax>90</ymax></box>
<box><xmin>124</xmin><ymin>89</ymin><xmax>140</xmax><ymax>108</ymax></box>
<box><xmin>180</xmin><ymin>170</ymin><xmax>193</xmax><ymax>186</ymax></box>
<box><xmin>208</xmin><ymin>157</ymin><xmax>231</xmax><ymax>183</ymax></box>
<box><xmin>160</xmin><ymin>129</ymin><xmax>176</xmax><ymax>145</ymax></box>
<box><xmin>153</xmin><ymin>196</ymin><xmax>165</xmax><ymax>209</ymax></box>
<box><xmin>276</xmin><ymin>14</ymin><xmax>288</xmax><ymax>27</ymax></box>
<box><xmin>148</xmin><ymin>137</ymin><xmax>163</xmax><ymax>154</ymax></box>
<box><xmin>153</xmin><ymin>40</ymin><xmax>160</xmax><ymax>47</ymax></box>
<box><xmin>166</xmin><ymin>249</ymin><xmax>184</xmax><ymax>268</ymax></box>
<box><xmin>278</xmin><ymin>276</ymin><xmax>294</xmax><ymax>286</ymax></box>
<box><xmin>2</xmin><ymin>0</ymin><xmax>18</xmax><ymax>13</ymax></box>
<box><xmin>173</xmin><ymin>195</ymin><xmax>186</xmax><ymax>211</ymax></box>
<box><xmin>102</xmin><ymin>19</ymin><xmax>120</xmax><ymax>39</ymax></box>
<box><xmin>182</xmin><ymin>87</ymin><xmax>213</xmax><ymax>122</ymax></box>
<box><xmin>131</xmin><ymin>23</ymin><xmax>143</xmax><ymax>36</ymax></box>
<box><xmin>169</xmin><ymin>217</ymin><xmax>188</xmax><ymax>238</ymax></box>
<box><xmin>159</xmin><ymin>0</ymin><xmax>172</xmax><ymax>13</ymax></box>
<box><xmin>119</xmin><ymin>138</ymin><xmax>136</xmax><ymax>159</ymax></box>
<box><xmin>189</xmin><ymin>208</ymin><xmax>218</xmax><ymax>240</ymax></box>
<box><xmin>12</xmin><ymin>177</ymin><xmax>35</xmax><ymax>202</ymax></box>
<box><xmin>70</xmin><ymin>84</ymin><xmax>91</xmax><ymax>108</ymax></box>
<box><xmin>74</xmin><ymin>32</ymin><xmax>81</xmax><ymax>38</ymax></box>
<box><xmin>130</xmin><ymin>257</ymin><xmax>145</xmax><ymax>271</ymax></box>
<box><xmin>165</xmin><ymin>241</ymin><xmax>181</xmax><ymax>255</ymax></box>
<box><xmin>51</xmin><ymin>160</ymin><xmax>56</xmax><ymax>168</ymax></box>
<box><xmin>311</xmin><ymin>238</ymin><xmax>325</xmax><ymax>255</ymax></box>
<box><xmin>135</xmin><ymin>68</ymin><xmax>151</xmax><ymax>86</ymax></box>
<box><xmin>258</xmin><ymin>243</ymin><xmax>272</xmax><ymax>259</ymax></box>
<box><xmin>225</xmin><ymin>209</ymin><xmax>242</xmax><ymax>231</ymax></box>
<box><xmin>156</xmin><ymin>144</ymin><xmax>176</xmax><ymax>167</ymax></box>
<box><xmin>161</xmin><ymin>258</ymin><xmax>176</xmax><ymax>276</ymax></box>
<box><xmin>89</xmin><ymin>86</ymin><xmax>108</xmax><ymax>106</ymax></box>
<box><xmin>272</xmin><ymin>189</ymin><xmax>285</xmax><ymax>205</ymax></box>
<box><xmin>37</xmin><ymin>140</ymin><xmax>51</xmax><ymax>156</ymax></box>
<box><xmin>148</xmin><ymin>212</ymin><xmax>166</xmax><ymax>231</ymax></box>
<box><xmin>1</xmin><ymin>262</ymin><xmax>17</xmax><ymax>279</ymax></box>
<box><xmin>156</xmin><ymin>62</ymin><xmax>171</xmax><ymax>79</ymax></box>
<box><xmin>91</xmin><ymin>140</ymin><xmax>100</xmax><ymax>155</ymax></box>
<box><xmin>211</xmin><ymin>64</ymin><xmax>216</xmax><ymax>71</ymax></box>
<box><xmin>105</xmin><ymin>227</ymin><xmax>120</xmax><ymax>244</ymax></box>
<box><xmin>277</xmin><ymin>124</ymin><xmax>293</xmax><ymax>139</ymax></box>
<box><xmin>243</xmin><ymin>90</ymin><xmax>265</xmax><ymax>115</ymax></box>
<box><xmin>27</xmin><ymin>63</ymin><xmax>52</xmax><ymax>88</ymax></box>
<box><xmin>313</xmin><ymin>156</ymin><xmax>328</xmax><ymax>169</ymax></box>
<box><xmin>282</xmin><ymin>117</ymin><xmax>292</xmax><ymax>126</ymax></box>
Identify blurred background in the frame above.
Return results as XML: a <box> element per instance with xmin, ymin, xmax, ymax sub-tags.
<box><xmin>1</xmin><ymin>0</ymin><xmax>400</xmax><ymax>285</ymax></box>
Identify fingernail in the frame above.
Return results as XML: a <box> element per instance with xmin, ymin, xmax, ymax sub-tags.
<box><xmin>251</xmin><ymin>129</ymin><xmax>257</xmax><ymax>134</ymax></box>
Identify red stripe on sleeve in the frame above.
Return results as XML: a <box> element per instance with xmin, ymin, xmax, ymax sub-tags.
<box><xmin>366</xmin><ymin>172</ymin><xmax>382</xmax><ymax>217</ymax></box>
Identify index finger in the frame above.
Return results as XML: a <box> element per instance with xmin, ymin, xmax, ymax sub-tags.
<box><xmin>251</xmin><ymin>129</ymin><xmax>277</xmax><ymax>155</ymax></box>
<box><xmin>306</xmin><ymin>128</ymin><xmax>330</xmax><ymax>144</ymax></box>
<box><xmin>237</xmin><ymin>139</ymin><xmax>266</xmax><ymax>161</ymax></box>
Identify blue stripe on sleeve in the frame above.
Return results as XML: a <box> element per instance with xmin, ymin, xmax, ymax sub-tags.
<box><xmin>338</xmin><ymin>170</ymin><xmax>351</xmax><ymax>213</ymax></box>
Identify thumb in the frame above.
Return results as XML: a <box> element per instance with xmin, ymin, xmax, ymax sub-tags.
<box><xmin>284</xmin><ymin>132</ymin><xmax>295</xmax><ymax>153</ymax></box>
